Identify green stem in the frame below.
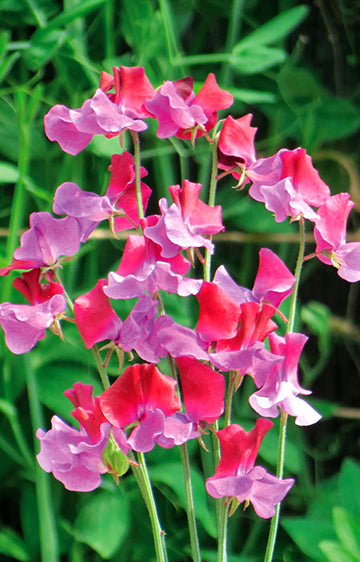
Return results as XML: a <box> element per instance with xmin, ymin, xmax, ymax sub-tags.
<box><xmin>91</xmin><ymin>345</ymin><xmax>110</xmax><ymax>390</ymax></box>
<box><xmin>180</xmin><ymin>444</ymin><xmax>202</xmax><ymax>562</ymax></box>
<box><xmin>203</xmin><ymin>129</ymin><xmax>220</xmax><ymax>283</ymax></box>
<box><xmin>217</xmin><ymin>499</ymin><xmax>230</xmax><ymax>562</ymax></box>
<box><xmin>221</xmin><ymin>0</ymin><xmax>245</xmax><ymax>86</ymax></box>
<box><xmin>264</xmin><ymin>411</ymin><xmax>288</xmax><ymax>562</ymax></box>
<box><xmin>131</xmin><ymin>131</ymin><xmax>144</xmax><ymax>220</ymax></box>
<box><xmin>137</xmin><ymin>452</ymin><xmax>168</xmax><ymax>562</ymax></box>
<box><xmin>287</xmin><ymin>218</ymin><xmax>306</xmax><ymax>335</ymax></box>
<box><xmin>264</xmin><ymin>218</ymin><xmax>306</xmax><ymax>562</ymax></box>
<box><xmin>25</xmin><ymin>359</ymin><xmax>59</xmax><ymax>562</ymax></box>
<box><xmin>3</xmin><ymin>93</ymin><xmax>30</xmax><ymax>304</ymax></box>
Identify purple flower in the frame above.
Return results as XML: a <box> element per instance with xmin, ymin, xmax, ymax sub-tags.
<box><xmin>45</xmin><ymin>66</ymin><xmax>155</xmax><ymax>155</ymax></box>
<box><xmin>206</xmin><ymin>420</ymin><xmax>294</xmax><ymax>518</ymax></box>
<box><xmin>0</xmin><ymin>269</ymin><xmax>66</xmax><ymax>354</ymax></box>
<box><xmin>53</xmin><ymin>152</ymin><xmax>152</xmax><ymax>241</ymax></box>
<box><xmin>0</xmin><ymin>212</ymin><xmax>82</xmax><ymax>276</ymax></box>
<box><xmin>249</xmin><ymin>332</ymin><xmax>321</xmax><ymax>426</ymax></box>
<box><xmin>314</xmin><ymin>192</ymin><xmax>360</xmax><ymax>282</ymax></box>
<box><xmin>0</xmin><ymin>295</ymin><xmax>66</xmax><ymax>354</ymax></box>
<box><xmin>36</xmin><ymin>416</ymin><xmax>110</xmax><ymax>492</ymax></box>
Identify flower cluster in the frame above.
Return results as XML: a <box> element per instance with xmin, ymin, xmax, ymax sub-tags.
<box><xmin>2</xmin><ymin>65</ymin><xmax>355</xmax><ymax>533</ymax></box>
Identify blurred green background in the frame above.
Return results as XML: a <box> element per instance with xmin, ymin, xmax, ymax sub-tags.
<box><xmin>0</xmin><ymin>0</ymin><xmax>360</xmax><ymax>560</ymax></box>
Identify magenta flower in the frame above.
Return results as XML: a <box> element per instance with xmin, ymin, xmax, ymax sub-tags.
<box><xmin>53</xmin><ymin>152</ymin><xmax>151</xmax><ymax>240</ymax></box>
<box><xmin>145</xmin><ymin>74</ymin><xmax>233</xmax><ymax>140</ymax></box>
<box><xmin>249</xmin><ymin>332</ymin><xmax>321</xmax><ymax>426</ymax></box>
<box><xmin>176</xmin><ymin>356</ymin><xmax>225</xmax><ymax>425</ymax></box>
<box><xmin>0</xmin><ymin>212</ymin><xmax>82</xmax><ymax>276</ymax></box>
<box><xmin>144</xmin><ymin>180</ymin><xmax>223</xmax><ymax>256</ymax></box>
<box><xmin>314</xmin><ymin>192</ymin><xmax>360</xmax><ymax>282</ymax></box>
<box><xmin>206</xmin><ymin>420</ymin><xmax>294</xmax><ymax>518</ymax></box>
<box><xmin>217</xmin><ymin>114</ymin><xmax>257</xmax><ymax>183</ymax></box>
<box><xmin>100</xmin><ymin>363</ymin><xmax>182</xmax><ymax>452</ymax></box>
<box><xmin>0</xmin><ymin>269</ymin><xmax>66</xmax><ymax>354</ymax></box>
<box><xmin>248</xmin><ymin>148</ymin><xmax>330</xmax><ymax>222</ymax></box>
<box><xmin>45</xmin><ymin>66</ymin><xmax>155</xmax><ymax>155</ymax></box>
<box><xmin>104</xmin><ymin>221</ymin><xmax>202</xmax><ymax>299</ymax></box>
<box><xmin>196</xmin><ymin>281</ymin><xmax>241</xmax><ymax>342</ymax></box>
<box><xmin>36</xmin><ymin>416</ymin><xmax>110</xmax><ymax>492</ymax></box>
<box><xmin>74</xmin><ymin>279</ymin><xmax>160</xmax><ymax>363</ymax></box>
<box><xmin>64</xmin><ymin>382</ymin><xmax>109</xmax><ymax>443</ymax></box>
<box><xmin>207</xmin><ymin>301</ymin><xmax>280</xmax><ymax>386</ymax></box>
<box><xmin>212</xmin><ymin>248</ymin><xmax>295</xmax><ymax>310</ymax></box>
<box><xmin>0</xmin><ymin>296</ymin><xmax>66</xmax><ymax>354</ymax></box>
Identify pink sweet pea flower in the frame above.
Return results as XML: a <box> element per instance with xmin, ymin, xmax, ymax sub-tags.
<box><xmin>217</xmin><ymin>114</ymin><xmax>257</xmax><ymax>184</ymax></box>
<box><xmin>104</xmin><ymin>219</ymin><xmax>203</xmax><ymax>299</ymax></box>
<box><xmin>144</xmin><ymin>180</ymin><xmax>223</xmax><ymax>256</ymax></box>
<box><xmin>249</xmin><ymin>332</ymin><xmax>321</xmax><ymax>426</ymax></box>
<box><xmin>314</xmin><ymin>192</ymin><xmax>360</xmax><ymax>282</ymax></box>
<box><xmin>36</xmin><ymin>416</ymin><xmax>110</xmax><ymax>492</ymax></box>
<box><xmin>145</xmin><ymin>74</ymin><xmax>233</xmax><ymax>140</ymax></box>
<box><xmin>74</xmin><ymin>279</ymin><xmax>160</xmax><ymax>363</ymax></box>
<box><xmin>0</xmin><ymin>212</ymin><xmax>82</xmax><ymax>276</ymax></box>
<box><xmin>213</xmin><ymin>248</ymin><xmax>295</xmax><ymax>310</ymax></box>
<box><xmin>53</xmin><ymin>152</ymin><xmax>151</xmax><ymax>241</ymax></box>
<box><xmin>45</xmin><ymin>66</ymin><xmax>155</xmax><ymax>155</ymax></box>
<box><xmin>197</xmin><ymin>280</ymin><xmax>241</xmax><ymax>343</ymax></box>
<box><xmin>176</xmin><ymin>356</ymin><xmax>225</xmax><ymax>425</ymax></box>
<box><xmin>207</xmin><ymin>301</ymin><xmax>280</xmax><ymax>386</ymax></box>
<box><xmin>248</xmin><ymin>148</ymin><xmax>330</xmax><ymax>223</ymax></box>
<box><xmin>100</xmin><ymin>363</ymin><xmax>182</xmax><ymax>453</ymax></box>
<box><xmin>64</xmin><ymin>382</ymin><xmax>109</xmax><ymax>443</ymax></box>
<box><xmin>0</xmin><ymin>269</ymin><xmax>66</xmax><ymax>354</ymax></box>
<box><xmin>206</xmin><ymin>420</ymin><xmax>294</xmax><ymax>518</ymax></box>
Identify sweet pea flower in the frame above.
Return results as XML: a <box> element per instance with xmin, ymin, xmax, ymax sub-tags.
<box><xmin>145</xmin><ymin>74</ymin><xmax>233</xmax><ymax>140</ymax></box>
<box><xmin>0</xmin><ymin>212</ymin><xmax>82</xmax><ymax>276</ymax></box>
<box><xmin>64</xmin><ymin>382</ymin><xmax>109</xmax><ymax>443</ymax></box>
<box><xmin>248</xmin><ymin>148</ymin><xmax>330</xmax><ymax>223</ymax></box>
<box><xmin>144</xmin><ymin>180</ymin><xmax>223</xmax><ymax>257</ymax></box>
<box><xmin>176</xmin><ymin>357</ymin><xmax>224</xmax><ymax>425</ymax></box>
<box><xmin>36</xmin><ymin>416</ymin><xmax>113</xmax><ymax>492</ymax></box>
<box><xmin>53</xmin><ymin>152</ymin><xmax>151</xmax><ymax>241</ymax></box>
<box><xmin>45</xmin><ymin>66</ymin><xmax>155</xmax><ymax>155</ymax></box>
<box><xmin>104</xmin><ymin>218</ymin><xmax>203</xmax><ymax>299</ymax></box>
<box><xmin>206</xmin><ymin>420</ymin><xmax>294</xmax><ymax>518</ymax></box>
<box><xmin>249</xmin><ymin>332</ymin><xmax>322</xmax><ymax>426</ymax></box>
<box><xmin>313</xmin><ymin>192</ymin><xmax>360</xmax><ymax>282</ymax></box>
<box><xmin>100</xmin><ymin>363</ymin><xmax>183</xmax><ymax>453</ymax></box>
<box><xmin>74</xmin><ymin>279</ymin><xmax>160</xmax><ymax>363</ymax></box>
<box><xmin>217</xmin><ymin>114</ymin><xmax>257</xmax><ymax>185</ymax></box>
<box><xmin>213</xmin><ymin>248</ymin><xmax>296</xmax><ymax>310</ymax></box>
<box><xmin>0</xmin><ymin>269</ymin><xmax>66</xmax><ymax>354</ymax></box>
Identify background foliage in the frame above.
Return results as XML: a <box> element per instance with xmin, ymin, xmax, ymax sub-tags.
<box><xmin>0</xmin><ymin>0</ymin><xmax>359</xmax><ymax>560</ymax></box>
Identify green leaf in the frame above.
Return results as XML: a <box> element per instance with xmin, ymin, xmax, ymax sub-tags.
<box><xmin>0</xmin><ymin>162</ymin><xmax>18</xmax><ymax>184</ymax></box>
<box><xmin>229</xmin><ymin>87</ymin><xmax>277</xmax><ymax>104</ymax></box>
<box><xmin>73</xmin><ymin>489</ymin><xmax>129</xmax><ymax>559</ymax></box>
<box><xmin>319</xmin><ymin>540</ymin><xmax>358</xmax><ymax>562</ymax></box>
<box><xmin>23</xmin><ymin>29</ymin><xmax>65</xmax><ymax>71</ymax></box>
<box><xmin>0</xmin><ymin>527</ymin><xmax>30</xmax><ymax>561</ymax></box>
<box><xmin>282</xmin><ymin>517</ymin><xmax>335</xmax><ymax>561</ymax></box>
<box><xmin>230</xmin><ymin>46</ymin><xmax>287</xmax><ymax>75</ymax></box>
<box><xmin>0</xmin><ymin>52</ymin><xmax>20</xmax><ymax>83</ymax></box>
<box><xmin>301</xmin><ymin>302</ymin><xmax>330</xmax><ymax>346</ymax></box>
<box><xmin>338</xmin><ymin>459</ymin><xmax>360</xmax><ymax>520</ymax></box>
<box><xmin>233</xmin><ymin>5</ymin><xmax>310</xmax><ymax>52</ymax></box>
<box><xmin>43</xmin><ymin>0</ymin><xmax>109</xmax><ymax>32</ymax></box>
<box><xmin>333</xmin><ymin>507</ymin><xmax>360</xmax><ymax>559</ymax></box>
